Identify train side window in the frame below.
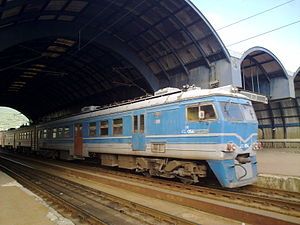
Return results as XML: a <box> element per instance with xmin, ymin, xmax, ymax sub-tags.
<box><xmin>113</xmin><ymin>118</ymin><xmax>123</xmax><ymax>136</ymax></box>
<box><xmin>140</xmin><ymin>114</ymin><xmax>145</xmax><ymax>133</ymax></box>
<box><xmin>187</xmin><ymin>106</ymin><xmax>199</xmax><ymax>121</ymax></box>
<box><xmin>39</xmin><ymin>130</ymin><xmax>43</xmax><ymax>139</ymax></box>
<box><xmin>100</xmin><ymin>120</ymin><xmax>108</xmax><ymax>136</ymax></box>
<box><xmin>58</xmin><ymin>128</ymin><xmax>63</xmax><ymax>138</ymax></box>
<box><xmin>133</xmin><ymin>116</ymin><xmax>138</xmax><ymax>133</ymax></box>
<box><xmin>200</xmin><ymin>104</ymin><xmax>216</xmax><ymax>120</ymax></box>
<box><xmin>64</xmin><ymin>127</ymin><xmax>70</xmax><ymax>137</ymax></box>
<box><xmin>89</xmin><ymin>122</ymin><xmax>96</xmax><ymax>137</ymax></box>
<box><xmin>43</xmin><ymin>129</ymin><xmax>47</xmax><ymax>138</ymax></box>
<box><xmin>52</xmin><ymin>128</ymin><xmax>57</xmax><ymax>138</ymax></box>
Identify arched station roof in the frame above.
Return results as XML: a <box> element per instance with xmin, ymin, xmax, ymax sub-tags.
<box><xmin>240</xmin><ymin>47</ymin><xmax>290</xmax><ymax>97</ymax></box>
<box><xmin>250</xmin><ymin>59</ymin><xmax>299</xmax><ymax>143</ymax></box>
<box><xmin>0</xmin><ymin>0</ymin><xmax>230</xmax><ymax>120</ymax></box>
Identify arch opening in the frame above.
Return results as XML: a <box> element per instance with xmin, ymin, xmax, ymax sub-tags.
<box><xmin>0</xmin><ymin>106</ymin><xmax>30</xmax><ymax>131</ymax></box>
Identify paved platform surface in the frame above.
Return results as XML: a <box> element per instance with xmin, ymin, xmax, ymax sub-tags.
<box><xmin>255</xmin><ymin>149</ymin><xmax>300</xmax><ymax>192</ymax></box>
<box><xmin>0</xmin><ymin>170</ymin><xmax>73</xmax><ymax>225</ymax></box>
<box><xmin>256</xmin><ymin>149</ymin><xmax>300</xmax><ymax>177</ymax></box>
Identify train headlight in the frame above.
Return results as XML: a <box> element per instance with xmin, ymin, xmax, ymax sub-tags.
<box><xmin>252</xmin><ymin>142</ymin><xmax>263</xmax><ymax>151</ymax></box>
<box><xmin>225</xmin><ymin>143</ymin><xmax>236</xmax><ymax>152</ymax></box>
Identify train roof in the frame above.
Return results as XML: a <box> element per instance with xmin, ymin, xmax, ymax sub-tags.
<box><xmin>37</xmin><ymin>85</ymin><xmax>250</xmax><ymax>126</ymax></box>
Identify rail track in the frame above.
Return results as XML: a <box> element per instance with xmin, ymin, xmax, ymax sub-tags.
<box><xmin>1</xmin><ymin>153</ymin><xmax>299</xmax><ymax>225</ymax></box>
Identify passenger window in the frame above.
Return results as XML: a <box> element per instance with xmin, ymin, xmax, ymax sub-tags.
<box><xmin>187</xmin><ymin>106</ymin><xmax>199</xmax><ymax>121</ymax></box>
<box><xmin>39</xmin><ymin>130</ymin><xmax>43</xmax><ymax>139</ymax></box>
<box><xmin>58</xmin><ymin>128</ymin><xmax>63</xmax><ymax>138</ymax></box>
<box><xmin>43</xmin><ymin>129</ymin><xmax>47</xmax><ymax>139</ymax></box>
<box><xmin>52</xmin><ymin>128</ymin><xmax>57</xmax><ymax>138</ymax></box>
<box><xmin>64</xmin><ymin>127</ymin><xmax>70</xmax><ymax>137</ymax></box>
<box><xmin>140</xmin><ymin>114</ymin><xmax>145</xmax><ymax>133</ymax></box>
<box><xmin>133</xmin><ymin>116</ymin><xmax>138</xmax><ymax>133</ymax></box>
<box><xmin>100</xmin><ymin>120</ymin><xmax>108</xmax><ymax>136</ymax></box>
<box><xmin>200</xmin><ymin>105</ymin><xmax>216</xmax><ymax>120</ymax></box>
<box><xmin>113</xmin><ymin>118</ymin><xmax>123</xmax><ymax>135</ymax></box>
<box><xmin>89</xmin><ymin>122</ymin><xmax>96</xmax><ymax>137</ymax></box>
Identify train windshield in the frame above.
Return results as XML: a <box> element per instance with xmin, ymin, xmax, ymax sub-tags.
<box><xmin>221</xmin><ymin>102</ymin><xmax>256</xmax><ymax>122</ymax></box>
<box><xmin>240</xmin><ymin>104</ymin><xmax>257</xmax><ymax>121</ymax></box>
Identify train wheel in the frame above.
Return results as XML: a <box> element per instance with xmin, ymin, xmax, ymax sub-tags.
<box><xmin>142</xmin><ymin>171</ymin><xmax>152</xmax><ymax>178</ymax></box>
<box><xmin>179</xmin><ymin>177</ymin><xmax>194</xmax><ymax>185</ymax></box>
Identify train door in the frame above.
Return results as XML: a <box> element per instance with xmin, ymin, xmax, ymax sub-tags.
<box><xmin>132</xmin><ymin>114</ymin><xmax>145</xmax><ymax>151</ymax></box>
<box><xmin>74</xmin><ymin>123</ymin><xmax>83</xmax><ymax>156</ymax></box>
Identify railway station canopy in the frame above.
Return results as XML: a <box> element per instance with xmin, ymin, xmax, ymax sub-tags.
<box><xmin>0</xmin><ymin>0</ymin><xmax>299</xmax><ymax>141</ymax></box>
<box><xmin>240</xmin><ymin>47</ymin><xmax>293</xmax><ymax>100</ymax></box>
<box><xmin>0</xmin><ymin>0</ymin><xmax>231</xmax><ymax>120</ymax></box>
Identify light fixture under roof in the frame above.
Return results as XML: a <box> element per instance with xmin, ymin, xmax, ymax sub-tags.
<box><xmin>65</xmin><ymin>1</ymin><xmax>88</xmax><ymax>12</ymax></box>
<box><xmin>47</xmin><ymin>45</ymin><xmax>67</xmax><ymax>53</ymax></box>
<box><xmin>57</xmin><ymin>15</ymin><xmax>75</xmax><ymax>22</ymax></box>
<box><xmin>13</xmin><ymin>81</ymin><xmax>26</xmax><ymax>84</ymax></box>
<box><xmin>38</xmin><ymin>15</ymin><xmax>56</xmax><ymax>20</ymax></box>
<box><xmin>24</xmin><ymin>71</ymin><xmax>38</xmax><ymax>75</ymax></box>
<box><xmin>32</xmin><ymin>64</ymin><xmax>46</xmax><ymax>68</ymax></box>
<box><xmin>42</xmin><ymin>52</ymin><xmax>61</xmax><ymax>58</ymax></box>
<box><xmin>45</xmin><ymin>0</ymin><xmax>68</xmax><ymax>11</ymax></box>
<box><xmin>1</xmin><ymin>6</ymin><xmax>22</xmax><ymax>19</ymax></box>
<box><xmin>20</xmin><ymin>75</ymin><xmax>34</xmax><ymax>78</ymax></box>
<box><xmin>54</xmin><ymin>38</ymin><xmax>75</xmax><ymax>47</ymax></box>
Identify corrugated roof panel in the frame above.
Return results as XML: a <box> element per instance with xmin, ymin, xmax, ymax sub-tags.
<box><xmin>262</xmin><ymin>61</ymin><xmax>281</xmax><ymax>74</ymax></box>
<box><xmin>38</xmin><ymin>15</ymin><xmax>56</xmax><ymax>20</ymax></box>
<box><xmin>149</xmin><ymin>41</ymin><xmax>171</xmax><ymax>58</ymax></box>
<box><xmin>155</xmin><ymin>18</ymin><xmax>179</xmax><ymax>36</ymax></box>
<box><xmin>140</xmin><ymin>31</ymin><xmax>159</xmax><ymax>47</ymax></box>
<box><xmin>57</xmin><ymin>15</ymin><xmax>75</xmax><ymax>21</ymax></box>
<box><xmin>159</xmin><ymin>54</ymin><xmax>180</xmax><ymax>71</ymax></box>
<box><xmin>175</xmin><ymin>7</ymin><xmax>198</xmax><ymax>25</ymax></box>
<box><xmin>167</xmin><ymin>31</ymin><xmax>192</xmax><ymax>50</ymax></box>
<box><xmin>259</xmin><ymin>119</ymin><xmax>271</xmax><ymax>125</ymax></box>
<box><xmin>160</xmin><ymin>0</ymin><xmax>185</xmax><ymax>13</ymax></box>
<box><xmin>142</xmin><ymin>7</ymin><xmax>168</xmax><ymax>25</ymax></box>
<box><xmin>274</xmin><ymin>118</ymin><xmax>283</xmax><ymax>124</ymax></box>
<box><xmin>45</xmin><ymin>0</ymin><xmax>68</xmax><ymax>11</ymax></box>
<box><xmin>177</xmin><ymin>44</ymin><xmax>201</xmax><ymax>64</ymax></box>
<box><xmin>1</xmin><ymin>5</ymin><xmax>22</xmax><ymax>19</ymax></box>
<box><xmin>199</xmin><ymin>37</ymin><xmax>221</xmax><ymax>57</ymax></box>
<box><xmin>64</xmin><ymin>0</ymin><xmax>88</xmax><ymax>12</ymax></box>
<box><xmin>24</xmin><ymin>3</ymin><xmax>44</xmax><ymax>13</ymax></box>
<box><xmin>187</xmin><ymin>20</ymin><xmax>211</xmax><ymax>40</ymax></box>
<box><xmin>253</xmin><ymin>52</ymin><xmax>272</xmax><ymax>62</ymax></box>
<box><xmin>148</xmin><ymin>61</ymin><xmax>161</xmax><ymax>74</ymax></box>
<box><xmin>138</xmin><ymin>51</ymin><xmax>152</xmax><ymax>63</ymax></box>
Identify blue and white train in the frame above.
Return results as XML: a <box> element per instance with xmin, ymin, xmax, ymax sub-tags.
<box><xmin>0</xmin><ymin>85</ymin><xmax>260</xmax><ymax>188</ymax></box>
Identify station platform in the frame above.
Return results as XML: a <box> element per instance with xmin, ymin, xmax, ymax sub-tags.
<box><xmin>255</xmin><ymin>148</ymin><xmax>300</xmax><ymax>192</ymax></box>
<box><xmin>0</xmin><ymin>170</ymin><xmax>73</xmax><ymax>225</ymax></box>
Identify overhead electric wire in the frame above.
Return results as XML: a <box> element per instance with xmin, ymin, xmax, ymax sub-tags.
<box><xmin>78</xmin><ymin>0</ymin><xmax>118</xmax><ymax>31</ymax></box>
<box><xmin>217</xmin><ymin>0</ymin><xmax>295</xmax><ymax>31</ymax></box>
<box><xmin>78</xmin><ymin>0</ymin><xmax>119</xmax><ymax>50</ymax></box>
<box><xmin>78</xmin><ymin>0</ymin><xmax>147</xmax><ymax>51</ymax></box>
<box><xmin>0</xmin><ymin>55</ymin><xmax>43</xmax><ymax>72</ymax></box>
<box><xmin>227</xmin><ymin>19</ymin><xmax>300</xmax><ymax>47</ymax></box>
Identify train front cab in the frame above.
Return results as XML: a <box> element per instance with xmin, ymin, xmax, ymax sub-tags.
<box><xmin>205</xmin><ymin>97</ymin><xmax>258</xmax><ymax>188</ymax></box>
